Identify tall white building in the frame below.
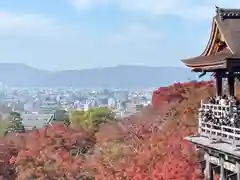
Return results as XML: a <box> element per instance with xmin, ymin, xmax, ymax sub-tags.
<box><xmin>108</xmin><ymin>97</ymin><xmax>116</xmax><ymax>108</ymax></box>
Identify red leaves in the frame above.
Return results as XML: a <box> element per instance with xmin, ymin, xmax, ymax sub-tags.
<box><xmin>11</xmin><ymin>124</ymin><xmax>95</xmax><ymax>179</ymax></box>
<box><xmin>152</xmin><ymin>81</ymin><xmax>213</xmax><ymax>109</ymax></box>
<box><xmin>90</xmin><ymin>81</ymin><xmax>214</xmax><ymax>180</ymax></box>
<box><xmin>0</xmin><ymin>81</ymin><xmax>217</xmax><ymax>180</ymax></box>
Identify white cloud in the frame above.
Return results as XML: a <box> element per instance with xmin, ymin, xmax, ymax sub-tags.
<box><xmin>106</xmin><ymin>24</ymin><xmax>162</xmax><ymax>44</ymax></box>
<box><xmin>118</xmin><ymin>0</ymin><xmax>185</xmax><ymax>15</ymax></box>
<box><xmin>70</xmin><ymin>0</ymin><xmax>109</xmax><ymax>10</ymax></box>
<box><xmin>69</xmin><ymin>0</ymin><xmax>240</xmax><ymax>20</ymax></box>
<box><xmin>0</xmin><ymin>12</ymin><xmax>64</xmax><ymax>37</ymax></box>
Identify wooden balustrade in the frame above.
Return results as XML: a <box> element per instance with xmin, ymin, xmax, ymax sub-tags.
<box><xmin>199</xmin><ymin>122</ymin><xmax>240</xmax><ymax>146</ymax></box>
<box><xmin>200</xmin><ymin>100</ymin><xmax>232</xmax><ymax>117</ymax></box>
<box><xmin>199</xmin><ymin>101</ymin><xmax>240</xmax><ymax>146</ymax></box>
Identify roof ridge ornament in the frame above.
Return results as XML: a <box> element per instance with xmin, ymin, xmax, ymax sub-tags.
<box><xmin>215</xmin><ymin>6</ymin><xmax>220</xmax><ymax>14</ymax></box>
<box><xmin>215</xmin><ymin>6</ymin><xmax>240</xmax><ymax>20</ymax></box>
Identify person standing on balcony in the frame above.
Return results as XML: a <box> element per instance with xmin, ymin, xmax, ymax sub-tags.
<box><xmin>209</xmin><ymin>96</ymin><xmax>215</xmax><ymax>104</ymax></box>
<box><xmin>230</xmin><ymin>115</ymin><xmax>235</xmax><ymax>126</ymax></box>
<box><xmin>216</xmin><ymin>96</ymin><xmax>220</xmax><ymax>104</ymax></box>
<box><xmin>219</xmin><ymin>96</ymin><xmax>226</xmax><ymax>106</ymax></box>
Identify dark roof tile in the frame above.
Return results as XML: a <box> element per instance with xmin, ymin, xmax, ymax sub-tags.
<box><xmin>216</xmin><ymin>7</ymin><xmax>240</xmax><ymax>20</ymax></box>
<box><xmin>182</xmin><ymin>48</ymin><xmax>231</xmax><ymax>68</ymax></box>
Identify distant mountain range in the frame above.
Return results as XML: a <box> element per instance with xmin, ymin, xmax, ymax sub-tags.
<box><xmin>0</xmin><ymin>63</ymin><xmax>203</xmax><ymax>88</ymax></box>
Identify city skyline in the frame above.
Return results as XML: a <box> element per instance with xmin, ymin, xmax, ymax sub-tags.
<box><xmin>0</xmin><ymin>1</ymin><xmax>239</xmax><ymax>70</ymax></box>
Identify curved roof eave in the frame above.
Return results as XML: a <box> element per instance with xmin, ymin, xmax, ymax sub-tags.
<box><xmin>201</xmin><ymin>17</ymin><xmax>218</xmax><ymax>56</ymax></box>
<box><xmin>181</xmin><ymin>48</ymin><xmax>231</xmax><ymax>68</ymax></box>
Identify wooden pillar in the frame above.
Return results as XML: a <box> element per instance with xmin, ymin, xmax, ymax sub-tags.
<box><xmin>216</xmin><ymin>71</ymin><xmax>223</xmax><ymax>96</ymax></box>
<box><xmin>220</xmin><ymin>156</ymin><xmax>226</xmax><ymax>180</ymax></box>
<box><xmin>228</xmin><ymin>72</ymin><xmax>235</xmax><ymax>96</ymax></box>
<box><xmin>204</xmin><ymin>153</ymin><xmax>214</xmax><ymax>180</ymax></box>
<box><xmin>228</xmin><ymin>173</ymin><xmax>238</xmax><ymax>180</ymax></box>
<box><xmin>236</xmin><ymin>161</ymin><xmax>240</xmax><ymax>180</ymax></box>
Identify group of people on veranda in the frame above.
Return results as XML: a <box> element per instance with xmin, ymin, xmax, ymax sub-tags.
<box><xmin>201</xmin><ymin>95</ymin><xmax>240</xmax><ymax>128</ymax></box>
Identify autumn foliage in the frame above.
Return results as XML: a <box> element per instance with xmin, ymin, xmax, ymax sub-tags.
<box><xmin>0</xmin><ymin>81</ymin><xmax>216</xmax><ymax>179</ymax></box>
<box><xmin>1</xmin><ymin>124</ymin><xmax>95</xmax><ymax>179</ymax></box>
<box><xmin>90</xmin><ymin>81</ymin><xmax>214</xmax><ymax>180</ymax></box>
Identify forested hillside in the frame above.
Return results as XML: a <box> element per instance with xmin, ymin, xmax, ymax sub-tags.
<box><xmin>0</xmin><ymin>81</ymin><xmax>215</xmax><ymax>179</ymax></box>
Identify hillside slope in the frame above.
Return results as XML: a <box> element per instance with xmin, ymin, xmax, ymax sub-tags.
<box><xmin>90</xmin><ymin>81</ymin><xmax>215</xmax><ymax>179</ymax></box>
<box><xmin>0</xmin><ymin>81</ymin><xmax>215</xmax><ymax>179</ymax></box>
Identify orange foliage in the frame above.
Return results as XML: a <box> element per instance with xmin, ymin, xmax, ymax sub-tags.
<box><xmin>12</xmin><ymin>124</ymin><xmax>95</xmax><ymax>180</ymax></box>
<box><xmin>90</xmin><ymin>81</ymin><xmax>215</xmax><ymax>180</ymax></box>
<box><xmin>0</xmin><ymin>81</ymin><xmax>217</xmax><ymax>180</ymax></box>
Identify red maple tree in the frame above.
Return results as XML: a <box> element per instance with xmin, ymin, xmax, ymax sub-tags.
<box><xmin>0</xmin><ymin>81</ymin><xmax>217</xmax><ymax>180</ymax></box>
<box><xmin>90</xmin><ymin>81</ymin><xmax>214</xmax><ymax>180</ymax></box>
<box><xmin>12</xmin><ymin>124</ymin><xmax>95</xmax><ymax>179</ymax></box>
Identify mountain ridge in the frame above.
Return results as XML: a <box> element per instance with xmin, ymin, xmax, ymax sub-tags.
<box><xmin>0</xmin><ymin>63</ymin><xmax>200</xmax><ymax>88</ymax></box>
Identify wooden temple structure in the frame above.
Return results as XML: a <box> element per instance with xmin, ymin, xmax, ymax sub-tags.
<box><xmin>183</xmin><ymin>7</ymin><xmax>240</xmax><ymax>180</ymax></box>
<box><xmin>182</xmin><ymin>6</ymin><xmax>240</xmax><ymax>97</ymax></box>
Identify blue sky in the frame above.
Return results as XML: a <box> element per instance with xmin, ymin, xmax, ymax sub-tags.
<box><xmin>0</xmin><ymin>0</ymin><xmax>239</xmax><ymax>70</ymax></box>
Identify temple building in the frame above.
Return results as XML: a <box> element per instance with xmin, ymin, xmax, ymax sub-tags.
<box><xmin>183</xmin><ymin>7</ymin><xmax>240</xmax><ymax>180</ymax></box>
<box><xmin>182</xmin><ymin>6</ymin><xmax>240</xmax><ymax>97</ymax></box>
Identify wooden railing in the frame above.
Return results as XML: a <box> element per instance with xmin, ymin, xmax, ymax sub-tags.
<box><xmin>199</xmin><ymin>121</ymin><xmax>240</xmax><ymax>146</ymax></box>
<box><xmin>198</xmin><ymin>101</ymin><xmax>240</xmax><ymax>146</ymax></box>
<box><xmin>200</xmin><ymin>100</ymin><xmax>232</xmax><ymax>118</ymax></box>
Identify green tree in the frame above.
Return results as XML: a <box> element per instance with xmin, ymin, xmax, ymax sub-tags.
<box><xmin>70</xmin><ymin>107</ymin><xmax>115</xmax><ymax>131</ymax></box>
<box><xmin>70</xmin><ymin>110</ymin><xmax>85</xmax><ymax>127</ymax></box>
<box><xmin>7</xmin><ymin>112</ymin><xmax>25</xmax><ymax>133</ymax></box>
<box><xmin>0</xmin><ymin>117</ymin><xmax>10</xmax><ymax>136</ymax></box>
<box><xmin>53</xmin><ymin>109</ymin><xmax>70</xmax><ymax>126</ymax></box>
<box><xmin>90</xmin><ymin>107</ymin><xmax>115</xmax><ymax>125</ymax></box>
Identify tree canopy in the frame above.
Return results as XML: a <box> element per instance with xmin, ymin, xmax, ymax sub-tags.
<box><xmin>7</xmin><ymin>112</ymin><xmax>25</xmax><ymax>133</ymax></box>
<box><xmin>0</xmin><ymin>81</ymin><xmax>216</xmax><ymax>179</ymax></box>
<box><xmin>13</xmin><ymin>124</ymin><xmax>95</xmax><ymax>180</ymax></box>
<box><xmin>70</xmin><ymin>107</ymin><xmax>115</xmax><ymax>131</ymax></box>
<box><xmin>53</xmin><ymin>109</ymin><xmax>70</xmax><ymax>126</ymax></box>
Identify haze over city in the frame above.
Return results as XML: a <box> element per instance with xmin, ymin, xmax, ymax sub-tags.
<box><xmin>0</xmin><ymin>0</ymin><xmax>239</xmax><ymax>70</ymax></box>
